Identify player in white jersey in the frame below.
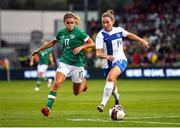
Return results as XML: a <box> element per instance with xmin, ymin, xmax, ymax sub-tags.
<box><xmin>96</xmin><ymin>10</ymin><xmax>149</xmax><ymax>112</ymax></box>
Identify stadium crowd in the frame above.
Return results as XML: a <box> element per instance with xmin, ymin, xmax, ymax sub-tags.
<box><xmin>87</xmin><ymin>0</ymin><xmax>180</xmax><ymax>68</ymax></box>
<box><xmin>0</xmin><ymin>0</ymin><xmax>179</xmax><ymax>69</ymax></box>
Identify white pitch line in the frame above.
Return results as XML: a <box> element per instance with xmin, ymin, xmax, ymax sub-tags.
<box><xmin>67</xmin><ymin>116</ymin><xmax>180</xmax><ymax>121</ymax></box>
<box><xmin>67</xmin><ymin>116</ymin><xmax>180</xmax><ymax>125</ymax></box>
<box><xmin>125</xmin><ymin>115</ymin><xmax>180</xmax><ymax>119</ymax></box>
<box><xmin>129</xmin><ymin>121</ymin><xmax>180</xmax><ymax>125</ymax></box>
<box><xmin>67</xmin><ymin>118</ymin><xmax>114</xmax><ymax>122</ymax></box>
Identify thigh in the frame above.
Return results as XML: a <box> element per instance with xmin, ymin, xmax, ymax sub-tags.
<box><xmin>37</xmin><ymin>64</ymin><xmax>48</xmax><ymax>77</ymax></box>
<box><xmin>54</xmin><ymin>71</ymin><xmax>66</xmax><ymax>84</ymax></box>
<box><xmin>112</xmin><ymin>59</ymin><xmax>128</xmax><ymax>73</ymax></box>
<box><xmin>107</xmin><ymin>66</ymin><xmax>121</xmax><ymax>79</ymax></box>
<box><xmin>71</xmin><ymin>66</ymin><xmax>84</xmax><ymax>83</ymax></box>
<box><xmin>51</xmin><ymin>71</ymin><xmax>66</xmax><ymax>91</ymax></box>
<box><xmin>56</xmin><ymin>62</ymin><xmax>70</xmax><ymax>77</ymax></box>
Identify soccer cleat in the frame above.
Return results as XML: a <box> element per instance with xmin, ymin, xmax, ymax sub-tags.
<box><xmin>83</xmin><ymin>78</ymin><xmax>88</xmax><ymax>92</ymax></box>
<box><xmin>97</xmin><ymin>104</ymin><xmax>105</xmax><ymax>112</ymax></box>
<box><xmin>41</xmin><ymin>107</ymin><xmax>50</xmax><ymax>117</ymax></box>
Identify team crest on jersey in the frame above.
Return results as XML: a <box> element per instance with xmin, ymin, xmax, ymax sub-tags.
<box><xmin>61</xmin><ymin>35</ymin><xmax>65</xmax><ymax>39</ymax></box>
<box><xmin>70</xmin><ymin>34</ymin><xmax>75</xmax><ymax>39</ymax></box>
<box><xmin>116</xmin><ymin>34</ymin><xmax>121</xmax><ymax>37</ymax></box>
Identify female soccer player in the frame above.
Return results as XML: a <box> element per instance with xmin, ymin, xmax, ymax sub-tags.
<box><xmin>30</xmin><ymin>41</ymin><xmax>54</xmax><ymax>91</ymax></box>
<box><xmin>95</xmin><ymin>10</ymin><xmax>149</xmax><ymax>112</ymax></box>
<box><xmin>31</xmin><ymin>12</ymin><xmax>95</xmax><ymax>117</ymax></box>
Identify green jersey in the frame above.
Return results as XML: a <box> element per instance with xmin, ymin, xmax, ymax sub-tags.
<box><xmin>38</xmin><ymin>48</ymin><xmax>51</xmax><ymax>65</ymax></box>
<box><xmin>56</xmin><ymin>27</ymin><xmax>88</xmax><ymax>67</ymax></box>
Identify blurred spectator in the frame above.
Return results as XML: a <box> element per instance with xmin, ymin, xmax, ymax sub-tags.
<box><xmin>11</xmin><ymin>55</ymin><xmax>21</xmax><ymax>69</ymax></box>
<box><xmin>0</xmin><ymin>58</ymin><xmax>9</xmax><ymax>70</ymax></box>
<box><xmin>89</xmin><ymin>0</ymin><xmax>179</xmax><ymax>67</ymax></box>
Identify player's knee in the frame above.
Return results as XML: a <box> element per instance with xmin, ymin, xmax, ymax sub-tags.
<box><xmin>53</xmin><ymin>81</ymin><xmax>62</xmax><ymax>90</ymax></box>
<box><xmin>107</xmin><ymin>76</ymin><xmax>115</xmax><ymax>82</ymax></box>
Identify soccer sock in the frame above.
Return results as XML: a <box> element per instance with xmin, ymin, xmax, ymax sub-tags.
<box><xmin>36</xmin><ymin>77</ymin><xmax>43</xmax><ymax>87</ymax></box>
<box><xmin>47</xmin><ymin>91</ymin><xmax>57</xmax><ymax>110</ymax></box>
<box><xmin>112</xmin><ymin>87</ymin><xmax>120</xmax><ymax>104</ymax></box>
<box><xmin>101</xmin><ymin>81</ymin><xmax>114</xmax><ymax>106</ymax></box>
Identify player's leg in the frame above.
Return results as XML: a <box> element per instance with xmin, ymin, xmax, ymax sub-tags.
<box><xmin>71</xmin><ymin>66</ymin><xmax>87</xmax><ymax>95</ymax></box>
<box><xmin>41</xmin><ymin>62</ymin><xmax>69</xmax><ymax>117</ymax></box>
<box><xmin>35</xmin><ymin>65</ymin><xmax>47</xmax><ymax>91</ymax></box>
<box><xmin>111</xmin><ymin>60</ymin><xmax>128</xmax><ymax>105</ymax></box>
<box><xmin>112</xmin><ymin>79</ymin><xmax>120</xmax><ymax>105</ymax></box>
<box><xmin>41</xmin><ymin>72</ymin><xmax>66</xmax><ymax>117</ymax></box>
<box><xmin>97</xmin><ymin>66</ymin><xmax>121</xmax><ymax>112</ymax></box>
<box><xmin>73</xmin><ymin>78</ymin><xmax>87</xmax><ymax>95</ymax></box>
<box><xmin>43</xmin><ymin>66</ymin><xmax>53</xmax><ymax>88</ymax></box>
<box><xmin>47</xmin><ymin>78</ymin><xmax>53</xmax><ymax>88</ymax></box>
<box><xmin>34</xmin><ymin>71</ymin><xmax>44</xmax><ymax>91</ymax></box>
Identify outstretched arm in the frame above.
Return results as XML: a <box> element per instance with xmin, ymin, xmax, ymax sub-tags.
<box><xmin>31</xmin><ymin>39</ymin><xmax>57</xmax><ymax>57</ymax></box>
<box><xmin>73</xmin><ymin>37</ymin><xmax>95</xmax><ymax>55</ymax></box>
<box><xmin>126</xmin><ymin>32</ymin><xmax>150</xmax><ymax>48</ymax></box>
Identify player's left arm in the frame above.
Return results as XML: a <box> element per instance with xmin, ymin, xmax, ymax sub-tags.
<box><xmin>73</xmin><ymin>37</ymin><xmax>95</xmax><ymax>55</ymax></box>
<box><xmin>29</xmin><ymin>55</ymin><xmax>35</xmax><ymax>66</ymax></box>
<box><xmin>126</xmin><ymin>32</ymin><xmax>150</xmax><ymax>48</ymax></box>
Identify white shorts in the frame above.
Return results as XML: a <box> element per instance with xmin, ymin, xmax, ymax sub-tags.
<box><xmin>37</xmin><ymin>64</ymin><xmax>48</xmax><ymax>73</ymax></box>
<box><xmin>56</xmin><ymin>62</ymin><xmax>84</xmax><ymax>83</ymax></box>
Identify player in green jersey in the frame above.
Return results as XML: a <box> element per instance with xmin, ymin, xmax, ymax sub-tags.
<box><xmin>31</xmin><ymin>12</ymin><xmax>95</xmax><ymax>117</ymax></box>
<box><xmin>30</xmin><ymin>41</ymin><xmax>55</xmax><ymax>91</ymax></box>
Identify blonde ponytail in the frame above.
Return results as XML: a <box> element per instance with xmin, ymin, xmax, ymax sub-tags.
<box><xmin>64</xmin><ymin>11</ymin><xmax>80</xmax><ymax>25</ymax></box>
<box><xmin>101</xmin><ymin>10</ymin><xmax>115</xmax><ymax>23</ymax></box>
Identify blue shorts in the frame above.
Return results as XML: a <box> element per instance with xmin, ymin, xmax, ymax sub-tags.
<box><xmin>103</xmin><ymin>60</ymin><xmax>128</xmax><ymax>77</ymax></box>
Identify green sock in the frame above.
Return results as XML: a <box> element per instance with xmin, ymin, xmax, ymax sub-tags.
<box><xmin>47</xmin><ymin>91</ymin><xmax>57</xmax><ymax>110</ymax></box>
<box><xmin>36</xmin><ymin>77</ymin><xmax>43</xmax><ymax>87</ymax></box>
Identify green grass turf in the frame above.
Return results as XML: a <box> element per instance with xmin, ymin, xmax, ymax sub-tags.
<box><xmin>0</xmin><ymin>79</ymin><xmax>180</xmax><ymax>127</ymax></box>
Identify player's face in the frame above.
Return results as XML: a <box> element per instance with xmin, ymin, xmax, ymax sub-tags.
<box><xmin>102</xmin><ymin>17</ymin><xmax>113</xmax><ymax>32</ymax></box>
<box><xmin>64</xmin><ymin>17</ymin><xmax>75</xmax><ymax>32</ymax></box>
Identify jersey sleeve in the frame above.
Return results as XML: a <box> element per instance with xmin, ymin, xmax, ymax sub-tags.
<box><xmin>118</xmin><ymin>27</ymin><xmax>128</xmax><ymax>37</ymax></box>
<box><xmin>55</xmin><ymin>30</ymin><xmax>62</xmax><ymax>41</ymax></box>
<box><xmin>95</xmin><ymin>32</ymin><xmax>104</xmax><ymax>49</ymax></box>
<box><xmin>47</xmin><ymin>48</ymin><xmax>51</xmax><ymax>55</ymax></box>
<box><xmin>78</xmin><ymin>29</ymin><xmax>89</xmax><ymax>42</ymax></box>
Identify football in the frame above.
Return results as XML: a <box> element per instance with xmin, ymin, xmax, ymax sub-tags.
<box><xmin>109</xmin><ymin>105</ymin><xmax>125</xmax><ymax>120</ymax></box>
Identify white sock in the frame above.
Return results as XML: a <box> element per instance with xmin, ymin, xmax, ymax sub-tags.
<box><xmin>112</xmin><ymin>87</ymin><xmax>120</xmax><ymax>103</ymax></box>
<box><xmin>101</xmin><ymin>81</ymin><xmax>114</xmax><ymax>106</ymax></box>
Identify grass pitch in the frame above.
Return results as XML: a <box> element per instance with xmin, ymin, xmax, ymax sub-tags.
<box><xmin>0</xmin><ymin>79</ymin><xmax>180</xmax><ymax>127</ymax></box>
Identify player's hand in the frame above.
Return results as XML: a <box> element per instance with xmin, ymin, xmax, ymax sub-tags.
<box><xmin>29</xmin><ymin>60</ymin><xmax>34</xmax><ymax>66</ymax></box>
<box><xmin>143</xmin><ymin>40</ymin><xmax>150</xmax><ymax>49</ymax></box>
<box><xmin>73</xmin><ymin>46</ymin><xmax>83</xmax><ymax>55</ymax></box>
<box><xmin>31</xmin><ymin>49</ymin><xmax>39</xmax><ymax>57</ymax></box>
<box><xmin>107</xmin><ymin>55</ymin><xmax>114</xmax><ymax>61</ymax></box>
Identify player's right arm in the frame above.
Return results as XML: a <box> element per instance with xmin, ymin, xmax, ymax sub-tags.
<box><xmin>32</xmin><ymin>39</ymin><xmax>57</xmax><ymax>57</ymax></box>
<box><xmin>96</xmin><ymin>49</ymin><xmax>114</xmax><ymax>61</ymax></box>
<box><xmin>95</xmin><ymin>32</ymin><xmax>114</xmax><ymax>61</ymax></box>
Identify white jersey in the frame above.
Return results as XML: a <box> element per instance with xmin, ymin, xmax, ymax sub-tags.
<box><xmin>95</xmin><ymin>27</ymin><xmax>128</xmax><ymax>69</ymax></box>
